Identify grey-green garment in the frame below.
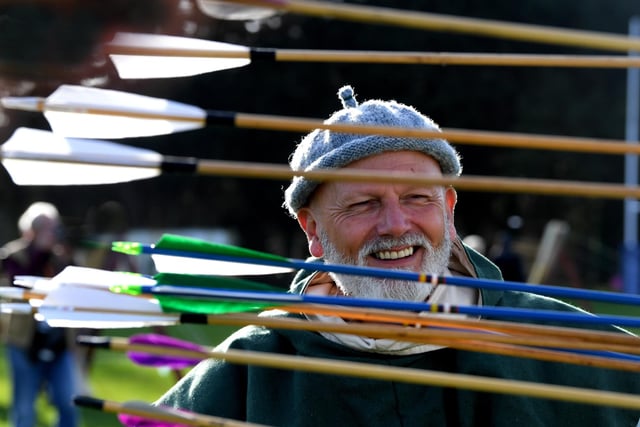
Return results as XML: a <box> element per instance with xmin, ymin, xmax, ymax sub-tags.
<box><xmin>156</xmin><ymin>247</ymin><xmax>640</xmax><ymax>427</ymax></box>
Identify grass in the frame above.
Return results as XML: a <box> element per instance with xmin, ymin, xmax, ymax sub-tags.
<box><xmin>0</xmin><ymin>323</ymin><xmax>239</xmax><ymax>427</ymax></box>
<box><xmin>567</xmin><ymin>297</ymin><xmax>640</xmax><ymax>335</ymax></box>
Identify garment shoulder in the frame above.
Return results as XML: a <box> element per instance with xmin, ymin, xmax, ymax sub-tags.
<box><xmin>0</xmin><ymin>240</ymin><xmax>29</xmax><ymax>263</ymax></box>
<box><xmin>217</xmin><ymin>322</ymin><xmax>292</xmax><ymax>353</ymax></box>
<box><xmin>462</xmin><ymin>242</ymin><xmax>503</xmax><ymax>280</ymax></box>
<box><xmin>498</xmin><ymin>290</ymin><xmax>585</xmax><ymax>312</ymax></box>
<box><xmin>290</xmin><ymin>257</ymin><xmax>323</xmax><ymax>294</ymax></box>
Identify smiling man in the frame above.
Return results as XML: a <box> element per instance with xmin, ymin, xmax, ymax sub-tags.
<box><xmin>297</xmin><ymin>152</ymin><xmax>455</xmax><ymax>302</ymax></box>
<box><xmin>155</xmin><ymin>86</ymin><xmax>640</xmax><ymax>426</ymax></box>
<box><xmin>285</xmin><ymin>86</ymin><xmax>475</xmax><ymax>308</ymax></box>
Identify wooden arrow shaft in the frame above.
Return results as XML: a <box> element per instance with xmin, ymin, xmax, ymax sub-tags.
<box><xmin>105</xmin><ymin>337</ymin><xmax>640</xmax><ymax>410</ymax></box>
<box><xmin>227</xmin><ymin>0</ymin><xmax>640</xmax><ymax>52</ymax></box>
<box><xmin>105</xmin><ymin>44</ymin><xmax>640</xmax><ymax>68</ymax></box>
<box><xmin>195</xmin><ymin>159</ymin><xmax>640</xmax><ymax>200</ymax></box>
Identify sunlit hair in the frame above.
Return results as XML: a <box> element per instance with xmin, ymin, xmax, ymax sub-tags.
<box><xmin>18</xmin><ymin>202</ymin><xmax>60</xmax><ymax>234</ymax></box>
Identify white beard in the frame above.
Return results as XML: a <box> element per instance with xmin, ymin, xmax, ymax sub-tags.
<box><xmin>319</xmin><ymin>226</ymin><xmax>452</xmax><ymax>302</ymax></box>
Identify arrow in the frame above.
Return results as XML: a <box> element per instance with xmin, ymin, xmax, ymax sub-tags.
<box><xmin>126</xmin><ymin>333</ymin><xmax>206</xmax><ymax>369</ymax></box>
<box><xmin>49</xmin><ymin>266</ymin><xmax>155</xmax><ymax>288</ymax></box>
<box><xmin>9</xmin><ymin>268</ymin><xmax>637</xmax><ymax>352</ymax></box>
<box><xmin>6</xmin><ymin>128</ymin><xmax>640</xmax><ymax>201</ymax></box>
<box><xmin>1</xmin><ymin>127</ymin><xmax>163</xmax><ymax>185</ymax></box>
<box><xmin>0</xmin><ymin>287</ymin><xmax>47</xmax><ymax>302</ymax></box>
<box><xmin>6</xmin><ymin>270</ymin><xmax>285</xmax><ymax>324</ymax></box>
<box><xmin>18</xmin><ymin>263</ymin><xmax>628</xmax><ymax>335</ymax></box>
<box><xmin>30</xmin><ymin>273</ymin><xmax>292</xmax><ymax>328</ymax></box>
<box><xmin>25</xmin><ymin>281</ymin><xmax>640</xmax><ymax>365</ymax></box>
<box><xmin>12</xmin><ymin>275</ymin><xmax>55</xmax><ymax>290</ymax></box>
<box><xmin>8</xmin><ymin>259</ymin><xmax>640</xmax><ymax>339</ymax></box>
<box><xmin>86</xmin><ymin>325</ymin><xmax>640</xmax><ymax>373</ymax></box>
<box><xmin>0</xmin><ymin>266</ymin><xmax>157</xmax><ymax>310</ymax></box>
<box><xmin>80</xmin><ymin>335</ymin><xmax>640</xmax><ymax>411</ymax></box>
<box><xmin>123</xmin><ymin>282</ymin><xmax>640</xmax><ymax>329</ymax></box>
<box><xmin>114</xmin><ymin>233</ymin><xmax>640</xmax><ymax>307</ymax></box>
<box><xmin>33</xmin><ymin>276</ymin><xmax>640</xmax><ymax>336</ymax></box>
<box><xmin>104</xmin><ymin>32</ymin><xmax>640</xmax><ymax>79</ymax></box>
<box><xmin>39</xmin><ymin>285</ymin><xmax>170</xmax><ymax>329</ymax></box>
<box><xmin>13</xmin><ymin>268</ymin><xmax>636</xmax><ymax>349</ymax></box>
<box><xmin>194</xmin><ymin>0</ymin><xmax>279</xmax><ymax>20</ymax></box>
<box><xmin>6</xmin><ymin>85</ymin><xmax>640</xmax><ymax>159</ymax></box>
<box><xmin>203</xmin><ymin>0</ymin><xmax>640</xmax><ymax>53</ymax></box>
<box><xmin>74</xmin><ymin>395</ymin><xmax>268</xmax><ymax>427</ymax></box>
<box><xmin>8</xmin><ymin>266</ymin><xmax>155</xmax><ymax>292</ymax></box>
<box><xmin>115</xmin><ymin>274</ymin><xmax>281</xmax><ymax>315</ymax></box>
<box><xmin>31</xmin><ymin>298</ymin><xmax>640</xmax><ymax>354</ymax></box>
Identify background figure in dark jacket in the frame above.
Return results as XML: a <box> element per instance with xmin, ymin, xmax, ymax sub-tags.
<box><xmin>489</xmin><ymin>231</ymin><xmax>526</xmax><ymax>282</ymax></box>
<box><xmin>0</xmin><ymin>202</ymin><xmax>79</xmax><ymax>427</ymax></box>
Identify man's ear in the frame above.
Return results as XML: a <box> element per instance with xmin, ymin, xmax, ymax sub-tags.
<box><xmin>297</xmin><ymin>208</ymin><xmax>324</xmax><ymax>258</ymax></box>
<box><xmin>444</xmin><ymin>187</ymin><xmax>458</xmax><ymax>239</ymax></box>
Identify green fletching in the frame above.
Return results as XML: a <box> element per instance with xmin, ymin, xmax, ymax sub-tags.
<box><xmin>110</xmin><ymin>284</ymin><xmax>144</xmax><ymax>296</ymax></box>
<box><xmin>112</xmin><ymin>241</ymin><xmax>143</xmax><ymax>255</ymax></box>
<box><xmin>154</xmin><ymin>273</ymin><xmax>283</xmax><ymax>292</ymax></box>
<box><xmin>155</xmin><ymin>234</ymin><xmax>289</xmax><ymax>262</ymax></box>
<box><xmin>156</xmin><ymin>296</ymin><xmax>272</xmax><ymax>314</ymax></box>
<box><xmin>111</xmin><ymin>274</ymin><xmax>284</xmax><ymax>314</ymax></box>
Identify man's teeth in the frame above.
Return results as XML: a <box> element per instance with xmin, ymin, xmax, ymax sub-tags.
<box><xmin>375</xmin><ymin>247</ymin><xmax>414</xmax><ymax>260</ymax></box>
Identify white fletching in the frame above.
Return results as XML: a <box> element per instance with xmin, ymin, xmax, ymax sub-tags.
<box><xmin>109</xmin><ymin>32</ymin><xmax>251</xmax><ymax>79</ymax></box>
<box><xmin>39</xmin><ymin>285</ymin><xmax>170</xmax><ymax>329</ymax></box>
<box><xmin>50</xmin><ymin>266</ymin><xmax>157</xmax><ymax>288</ymax></box>
<box><xmin>151</xmin><ymin>254</ymin><xmax>294</xmax><ymax>275</ymax></box>
<box><xmin>1</xmin><ymin>127</ymin><xmax>162</xmax><ymax>185</ymax></box>
<box><xmin>13</xmin><ymin>275</ymin><xmax>54</xmax><ymax>291</ymax></box>
<box><xmin>43</xmin><ymin>84</ymin><xmax>206</xmax><ymax>138</ymax></box>
<box><xmin>40</xmin><ymin>307</ymin><xmax>177</xmax><ymax>329</ymax></box>
<box><xmin>196</xmin><ymin>0</ymin><xmax>278</xmax><ymax>20</ymax></box>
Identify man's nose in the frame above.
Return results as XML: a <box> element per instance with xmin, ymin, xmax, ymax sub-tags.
<box><xmin>376</xmin><ymin>202</ymin><xmax>411</xmax><ymax>237</ymax></box>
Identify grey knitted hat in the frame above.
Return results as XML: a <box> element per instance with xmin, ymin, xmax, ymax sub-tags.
<box><xmin>283</xmin><ymin>85</ymin><xmax>462</xmax><ymax>216</ymax></box>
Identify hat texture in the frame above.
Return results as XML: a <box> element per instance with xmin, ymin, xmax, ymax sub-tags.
<box><xmin>284</xmin><ymin>85</ymin><xmax>461</xmax><ymax>216</ymax></box>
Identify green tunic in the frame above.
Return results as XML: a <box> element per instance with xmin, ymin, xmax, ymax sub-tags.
<box><xmin>156</xmin><ymin>247</ymin><xmax>640</xmax><ymax>426</ymax></box>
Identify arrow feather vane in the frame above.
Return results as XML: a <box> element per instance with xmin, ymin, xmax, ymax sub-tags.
<box><xmin>107</xmin><ymin>32</ymin><xmax>251</xmax><ymax>79</ymax></box>
<box><xmin>114</xmin><ymin>233</ymin><xmax>640</xmax><ymax>307</ymax></box>
<box><xmin>105</xmin><ymin>31</ymin><xmax>640</xmax><ymax>80</ymax></box>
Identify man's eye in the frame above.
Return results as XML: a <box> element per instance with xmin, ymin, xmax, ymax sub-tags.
<box><xmin>349</xmin><ymin>199</ymin><xmax>374</xmax><ymax>208</ymax></box>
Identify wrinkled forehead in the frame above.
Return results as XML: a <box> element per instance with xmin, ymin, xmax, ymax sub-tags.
<box><xmin>308</xmin><ymin>151</ymin><xmax>445</xmax><ymax>206</ymax></box>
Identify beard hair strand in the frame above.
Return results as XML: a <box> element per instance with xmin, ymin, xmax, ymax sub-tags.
<box><xmin>319</xmin><ymin>227</ymin><xmax>452</xmax><ymax>302</ymax></box>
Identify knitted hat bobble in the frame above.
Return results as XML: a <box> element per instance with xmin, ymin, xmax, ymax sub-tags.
<box><xmin>283</xmin><ymin>85</ymin><xmax>462</xmax><ymax>217</ymax></box>
<box><xmin>338</xmin><ymin>86</ymin><xmax>357</xmax><ymax>108</ymax></box>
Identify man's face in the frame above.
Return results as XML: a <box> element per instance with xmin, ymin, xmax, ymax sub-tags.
<box><xmin>297</xmin><ymin>151</ymin><xmax>457</xmax><ymax>300</ymax></box>
<box><xmin>32</xmin><ymin>215</ymin><xmax>61</xmax><ymax>251</ymax></box>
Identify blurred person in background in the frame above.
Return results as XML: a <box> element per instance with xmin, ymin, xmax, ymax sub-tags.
<box><xmin>0</xmin><ymin>202</ymin><xmax>79</xmax><ymax>427</ymax></box>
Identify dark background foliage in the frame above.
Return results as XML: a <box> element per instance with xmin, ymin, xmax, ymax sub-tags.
<box><xmin>1</xmin><ymin>0</ymin><xmax>639</xmax><ymax>285</ymax></box>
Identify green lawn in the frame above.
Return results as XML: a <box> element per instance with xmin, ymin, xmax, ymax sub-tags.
<box><xmin>0</xmin><ymin>324</ymin><xmax>238</xmax><ymax>427</ymax></box>
<box><xmin>569</xmin><ymin>299</ymin><xmax>640</xmax><ymax>335</ymax></box>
